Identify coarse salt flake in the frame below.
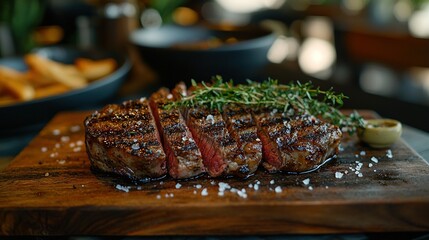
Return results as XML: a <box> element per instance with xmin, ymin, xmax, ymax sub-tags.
<box><xmin>369</xmin><ymin>163</ymin><xmax>373</xmax><ymax>168</ymax></box>
<box><xmin>360</xmin><ymin>151</ymin><xmax>366</xmax><ymax>156</ymax></box>
<box><xmin>44</xmin><ymin>172</ymin><xmax>50</xmax><ymax>177</ymax></box>
<box><xmin>52</xmin><ymin>129</ymin><xmax>61</xmax><ymax>136</ymax></box>
<box><xmin>131</xmin><ymin>143</ymin><xmax>140</xmax><ymax>150</ymax></box>
<box><xmin>175</xmin><ymin>183</ymin><xmax>182</xmax><ymax>189</ymax></box>
<box><xmin>302</xmin><ymin>178</ymin><xmax>310</xmax><ymax>185</ymax></box>
<box><xmin>195</xmin><ymin>184</ymin><xmax>202</xmax><ymax>189</ymax></box>
<box><xmin>371</xmin><ymin>157</ymin><xmax>379</xmax><ymax>163</ymax></box>
<box><xmin>386</xmin><ymin>149</ymin><xmax>393</xmax><ymax>159</ymax></box>
<box><xmin>70</xmin><ymin>125</ymin><xmax>81</xmax><ymax>132</ymax></box>
<box><xmin>206</xmin><ymin>114</ymin><xmax>215</xmax><ymax>124</ymax></box>
<box><xmin>115</xmin><ymin>184</ymin><xmax>130</xmax><ymax>192</ymax></box>
<box><xmin>308</xmin><ymin>186</ymin><xmax>313</xmax><ymax>191</ymax></box>
<box><xmin>358</xmin><ymin>173</ymin><xmax>363</xmax><ymax>177</ymax></box>
<box><xmin>60</xmin><ymin>136</ymin><xmax>70</xmax><ymax>142</ymax></box>
<box><xmin>335</xmin><ymin>172</ymin><xmax>344</xmax><ymax>179</ymax></box>
<box><xmin>270</xmin><ymin>180</ymin><xmax>275</xmax><ymax>184</ymax></box>
<box><xmin>275</xmin><ymin>186</ymin><xmax>282</xmax><ymax>193</ymax></box>
<box><xmin>201</xmin><ymin>188</ymin><xmax>208</xmax><ymax>196</ymax></box>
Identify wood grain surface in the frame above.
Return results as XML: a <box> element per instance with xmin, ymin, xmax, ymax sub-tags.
<box><xmin>0</xmin><ymin>110</ymin><xmax>428</xmax><ymax>236</ymax></box>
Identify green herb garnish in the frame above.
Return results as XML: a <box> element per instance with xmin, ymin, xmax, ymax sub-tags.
<box><xmin>166</xmin><ymin>76</ymin><xmax>365</xmax><ymax>134</ymax></box>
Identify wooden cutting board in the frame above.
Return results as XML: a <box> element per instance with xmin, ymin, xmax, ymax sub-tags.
<box><xmin>0</xmin><ymin>110</ymin><xmax>428</xmax><ymax>236</ymax></box>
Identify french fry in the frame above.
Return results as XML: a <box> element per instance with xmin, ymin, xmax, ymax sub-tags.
<box><xmin>25</xmin><ymin>54</ymin><xmax>87</xmax><ymax>89</ymax></box>
<box><xmin>0</xmin><ymin>54</ymin><xmax>117</xmax><ymax>107</ymax></box>
<box><xmin>75</xmin><ymin>58</ymin><xmax>117</xmax><ymax>81</ymax></box>
<box><xmin>34</xmin><ymin>83</ymin><xmax>70</xmax><ymax>99</ymax></box>
<box><xmin>0</xmin><ymin>66</ymin><xmax>35</xmax><ymax>101</ymax></box>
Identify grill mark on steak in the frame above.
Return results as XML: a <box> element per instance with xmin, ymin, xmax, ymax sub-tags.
<box><xmin>84</xmin><ymin>81</ymin><xmax>345</xmax><ymax>181</ymax></box>
<box><xmin>186</xmin><ymin>107</ymin><xmax>247</xmax><ymax>177</ymax></box>
<box><xmin>174</xmin><ymin>84</ymin><xmax>247</xmax><ymax>178</ymax></box>
<box><xmin>150</xmin><ymin>88</ymin><xmax>205</xmax><ymax>179</ymax></box>
<box><xmin>253</xmin><ymin>109</ymin><xmax>342</xmax><ymax>173</ymax></box>
<box><xmin>223</xmin><ymin>105</ymin><xmax>262</xmax><ymax>176</ymax></box>
<box><xmin>84</xmin><ymin>98</ymin><xmax>167</xmax><ymax>181</ymax></box>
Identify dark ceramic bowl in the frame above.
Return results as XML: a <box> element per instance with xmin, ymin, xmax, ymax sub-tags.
<box><xmin>130</xmin><ymin>24</ymin><xmax>276</xmax><ymax>87</ymax></box>
<box><xmin>0</xmin><ymin>46</ymin><xmax>131</xmax><ymax>133</ymax></box>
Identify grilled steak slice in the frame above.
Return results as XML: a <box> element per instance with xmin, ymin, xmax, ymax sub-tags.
<box><xmin>173</xmin><ymin>84</ymin><xmax>247</xmax><ymax>177</ymax></box>
<box><xmin>222</xmin><ymin>105</ymin><xmax>262</xmax><ymax>175</ymax></box>
<box><xmin>253</xmin><ymin>109</ymin><xmax>342</xmax><ymax>173</ymax></box>
<box><xmin>186</xmin><ymin>107</ymin><xmax>248</xmax><ymax>177</ymax></box>
<box><xmin>84</xmin><ymin>98</ymin><xmax>167</xmax><ymax>180</ymax></box>
<box><xmin>149</xmin><ymin>88</ymin><xmax>205</xmax><ymax>179</ymax></box>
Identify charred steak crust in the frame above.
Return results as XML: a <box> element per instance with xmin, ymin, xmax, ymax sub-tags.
<box><xmin>84</xmin><ymin>98</ymin><xmax>167</xmax><ymax>180</ymax></box>
<box><xmin>253</xmin><ymin>109</ymin><xmax>342</xmax><ymax>173</ymax></box>
<box><xmin>186</xmin><ymin>107</ymin><xmax>247</xmax><ymax>177</ymax></box>
<box><xmin>149</xmin><ymin>88</ymin><xmax>205</xmax><ymax>179</ymax></box>
<box><xmin>222</xmin><ymin>105</ymin><xmax>262</xmax><ymax>175</ymax></box>
<box><xmin>173</xmin><ymin>83</ymin><xmax>248</xmax><ymax>178</ymax></box>
<box><xmin>84</xmin><ymin>82</ymin><xmax>345</xmax><ymax>181</ymax></box>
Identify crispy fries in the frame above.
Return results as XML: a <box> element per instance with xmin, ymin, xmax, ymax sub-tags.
<box><xmin>75</xmin><ymin>58</ymin><xmax>117</xmax><ymax>81</ymax></box>
<box><xmin>0</xmin><ymin>66</ymin><xmax>35</xmax><ymax>101</ymax></box>
<box><xmin>25</xmin><ymin>54</ymin><xmax>87</xmax><ymax>89</ymax></box>
<box><xmin>0</xmin><ymin>55</ymin><xmax>117</xmax><ymax>106</ymax></box>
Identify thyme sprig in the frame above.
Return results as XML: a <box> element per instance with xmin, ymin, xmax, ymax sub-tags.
<box><xmin>166</xmin><ymin>76</ymin><xmax>365</xmax><ymax>134</ymax></box>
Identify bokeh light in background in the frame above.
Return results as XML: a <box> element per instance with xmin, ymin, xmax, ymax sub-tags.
<box><xmin>298</xmin><ymin>17</ymin><xmax>336</xmax><ymax>79</ymax></box>
<box><xmin>173</xmin><ymin>7</ymin><xmax>199</xmax><ymax>26</ymax></box>
<box><xmin>216</xmin><ymin>0</ymin><xmax>286</xmax><ymax>13</ymax></box>
<box><xmin>408</xmin><ymin>4</ymin><xmax>429</xmax><ymax>38</ymax></box>
<box><xmin>341</xmin><ymin>0</ymin><xmax>367</xmax><ymax>14</ymax></box>
<box><xmin>393</xmin><ymin>0</ymin><xmax>413</xmax><ymax>22</ymax></box>
<box><xmin>359</xmin><ymin>64</ymin><xmax>399</xmax><ymax>97</ymax></box>
<box><xmin>267</xmin><ymin>35</ymin><xmax>299</xmax><ymax>63</ymax></box>
<box><xmin>410</xmin><ymin>67</ymin><xmax>429</xmax><ymax>98</ymax></box>
<box><xmin>298</xmin><ymin>38</ymin><xmax>336</xmax><ymax>79</ymax></box>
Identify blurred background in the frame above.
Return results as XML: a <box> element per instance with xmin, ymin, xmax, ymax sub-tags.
<box><xmin>1</xmin><ymin>0</ymin><xmax>428</xmax><ymax>133</ymax></box>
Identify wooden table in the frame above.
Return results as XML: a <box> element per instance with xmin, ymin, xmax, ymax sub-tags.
<box><xmin>0</xmin><ymin>110</ymin><xmax>428</xmax><ymax>236</ymax></box>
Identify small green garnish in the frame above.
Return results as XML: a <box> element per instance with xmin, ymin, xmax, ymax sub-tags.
<box><xmin>165</xmin><ymin>76</ymin><xmax>365</xmax><ymax>134</ymax></box>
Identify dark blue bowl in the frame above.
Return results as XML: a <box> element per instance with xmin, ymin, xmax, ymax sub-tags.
<box><xmin>130</xmin><ymin>24</ymin><xmax>276</xmax><ymax>87</ymax></box>
<box><xmin>0</xmin><ymin>46</ymin><xmax>131</xmax><ymax>133</ymax></box>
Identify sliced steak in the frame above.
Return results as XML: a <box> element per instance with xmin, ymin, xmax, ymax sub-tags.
<box><xmin>253</xmin><ymin>109</ymin><xmax>342</xmax><ymax>173</ymax></box>
<box><xmin>186</xmin><ymin>107</ymin><xmax>249</xmax><ymax>177</ymax></box>
<box><xmin>222</xmin><ymin>105</ymin><xmax>262</xmax><ymax>175</ymax></box>
<box><xmin>149</xmin><ymin>88</ymin><xmax>205</xmax><ymax>179</ymax></box>
<box><xmin>173</xmin><ymin>84</ymin><xmax>247</xmax><ymax>178</ymax></box>
<box><xmin>84</xmin><ymin>98</ymin><xmax>167</xmax><ymax>180</ymax></box>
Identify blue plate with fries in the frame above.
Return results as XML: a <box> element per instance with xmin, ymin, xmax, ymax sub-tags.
<box><xmin>0</xmin><ymin>46</ymin><xmax>131</xmax><ymax>134</ymax></box>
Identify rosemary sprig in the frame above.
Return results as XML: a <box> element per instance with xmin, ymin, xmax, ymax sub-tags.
<box><xmin>166</xmin><ymin>76</ymin><xmax>365</xmax><ymax>134</ymax></box>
